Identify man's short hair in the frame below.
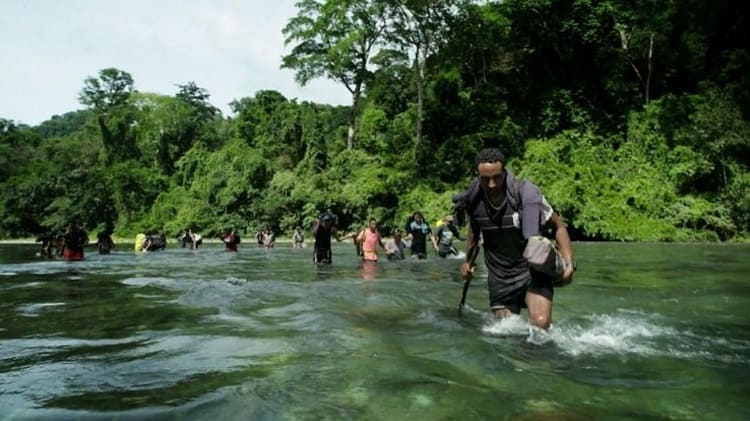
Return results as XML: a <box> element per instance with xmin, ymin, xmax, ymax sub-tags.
<box><xmin>475</xmin><ymin>148</ymin><xmax>506</xmax><ymax>166</ymax></box>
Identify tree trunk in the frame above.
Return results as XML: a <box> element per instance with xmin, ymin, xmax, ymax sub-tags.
<box><xmin>645</xmin><ymin>32</ymin><xmax>654</xmax><ymax>105</ymax></box>
<box><xmin>415</xmin><ymin>47</ymin><xmax>424</xmax><ymax>149</ymax></box>
<box><xmin>347</xmin><ymin>84</ymin><xmax>361</xmax><ymax>150</ymax></box>
<box><xmin>98</xmin><ymin>115</ymin><xmax>115</xmax><ymax>164</ymax></box>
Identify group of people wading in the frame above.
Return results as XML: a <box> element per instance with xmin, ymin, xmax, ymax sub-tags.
<box><xmin>36</xmin><ymin>226</ymin><xmax>240</xmax><ymax>259</ymax></box>
<box><xmin>311</xmin><ymin>148</ymin><xmax>576</xmax><ymax>332</ymax></box>
<box><xmin>32</xmin><ymin>149</ymin><xmax>575</xmax><ymax>331</ymax></box>
<box><xmin>311</xmin><ymin>211</ymin><xmax>464</xmax><ymax>265</ymax></box>
<box><xmin>36</xmin><ymin>222</ymin><xmax>112</xmax><ymax>261</ymax></box>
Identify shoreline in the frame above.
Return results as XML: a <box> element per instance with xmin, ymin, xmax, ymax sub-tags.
<box><xmin>0</xmin><ymin>238</ymin><xmax>302</xmax><ymax>245</ymax></box>
<box><xmin>2</xmin><ymin>239</ymin><xmax>747</xmax><ymax>245</ymax></box>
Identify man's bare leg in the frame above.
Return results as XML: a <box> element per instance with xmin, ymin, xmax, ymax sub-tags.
<box><xmin>526</xmin><ymin>291</ymin><xmax>552</xmax><ymax>329</ymax></box>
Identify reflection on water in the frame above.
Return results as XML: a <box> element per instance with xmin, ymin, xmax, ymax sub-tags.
<box><xmin>0</xmin><ymin>242</ymin><xmax>749</xmax><ymax>419</ymax></box>
<box><xmin>361</xmin><ymin>261</ymin><xmax>379</xmax><ymax>280</ymax></box>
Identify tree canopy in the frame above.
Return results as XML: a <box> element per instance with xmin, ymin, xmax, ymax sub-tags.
<box><xmin>1</xmin><ymin>0</ymin><xmax>748</xmax><ymax>242</ymax></box>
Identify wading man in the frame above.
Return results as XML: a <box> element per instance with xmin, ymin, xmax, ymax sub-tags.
<box><xmin>312</xmin><ymin>213</ymin><xmax>341</xmax><ymax>264</ymax></box>
<box><xmin>459</xmin><ymin>148</ymin><xmax>574</xmax><ymax>330</ymax></box>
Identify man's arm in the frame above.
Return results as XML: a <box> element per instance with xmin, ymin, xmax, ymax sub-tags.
<box><xmin>311</xmin><ymin>219</ymin><xmax>320</xmax><ymax>235</ymax></box>
<box><xmin>460</xmin><ymin>222</ymin><xmax>481</xmax><ymax>280</ymax></box>
<box><xmin>546</xmin><ymin>213</ymin><xmax>574</xmax><ymax>285</ymax></box>
<box><xmin>450</xmin><ymin>225</ymin><xmax>464</xmax><ymax>241</ymax></box>
<box><xmin>331</xmin><ymin>226</ymin><xmax>342</xmax><ymax>242</ymax></box>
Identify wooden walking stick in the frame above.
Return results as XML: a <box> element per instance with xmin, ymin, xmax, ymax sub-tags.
<box><xmin>458</xmin><ymin>245</ymin><xmax>480</xmax><ymax>315</ymax></box>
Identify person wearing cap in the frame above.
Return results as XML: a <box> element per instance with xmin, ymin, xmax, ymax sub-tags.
<box><xmin>459</xmin><ymin>148</ymin><xmax>574</xmax><ymax>330</ymax></box>
<box><xmin>312</xmin><ymin>213</ymin><xmax>342</xmax><ymax>264</ymax></box>
<box><xmin>435</xmin><ymin>215</ymin><xmax>463</xmax><ymax>258</ymax></box>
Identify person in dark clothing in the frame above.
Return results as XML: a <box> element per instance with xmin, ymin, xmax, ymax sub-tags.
<box><xmin>435</xmin><ymin>215</ymin><xmax>464</xmax><ymax>258</ymax></box>
<box><xmin>459</xmin><ymin>148</ymin><xmax>574</xmax><ymax>330</ymax></box>
<box><xmin>36</xmin><ymin>229</ymin><xmax>64</xmax><ymax>258</ymax></box>
<box><xmin>312</xmin><ymin>213</ymin><xmax>342</xmax><ymax>264</ymax></box>
<box><xmin>145</xmin><ymin>231</ymin><xmax>167</xmax><ymax>251</ymax></box>
<box><xmin>221</xmin><ymin>229</ymin><xmax>241</xmax><ymax>252</ymax></box>
<box><xmin>62</xmin><ymin>222</ymin><xmax>89</xmax><ymax>261</ymax></box>
<box><xmin>96</xmin><ymin>231</ymin><xmax>115</xmax><ymax>254</ymax></box>
<box><xmin>405</xmin><ymin>211</ymin><xmax>438</xmax><ymax>259</ymax></box>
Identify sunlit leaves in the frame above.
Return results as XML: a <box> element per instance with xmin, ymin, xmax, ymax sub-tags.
<box><xmin>79</xmin><ymin>68</ymin><xmax>135</xmax><ymax>112</ymax></box>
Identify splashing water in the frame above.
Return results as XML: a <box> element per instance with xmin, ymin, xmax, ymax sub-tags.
<box><xmin>553</xmin><ymin>310</ymin><xmax>675</xmax><ymax>357</ymax></box>
<box><xmin>478</xmin><ymin>307</ymin><xmax>750</xmax><ymax>367</ymax></box>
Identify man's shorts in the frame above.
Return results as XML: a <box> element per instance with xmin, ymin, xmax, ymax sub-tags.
<box><xmin>488</xmin><ymin>273</ymin><xmax>554</xmax><ymax>314</ymax></box>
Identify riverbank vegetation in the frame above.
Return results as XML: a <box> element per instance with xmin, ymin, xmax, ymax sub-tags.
<box><xmin>1</xmin><ymin>0</ymin><xmax>748</xmax><ymax>241</ymax></box>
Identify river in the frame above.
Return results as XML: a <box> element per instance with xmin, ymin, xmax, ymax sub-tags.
<box><xmin>1</xmin><ymin>242</ymin><xmax>748</xmax><ymax>419</ymax></box>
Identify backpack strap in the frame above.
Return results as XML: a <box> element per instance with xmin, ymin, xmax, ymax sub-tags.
<box><xmin>461</xmin><ymin>178</ymin><xmax>482</xmax><ymax>217</ymax></box>
<box><xmin>514</xmin><ymin>181</ymin><xmax>522</xmax><ymax>211</ymax></box>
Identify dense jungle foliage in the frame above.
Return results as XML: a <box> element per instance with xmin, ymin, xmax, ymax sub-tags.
<box><xmin>1</xmin><ymin>0</ymin><xmax>748</xmax><ymax>241</ymax></box>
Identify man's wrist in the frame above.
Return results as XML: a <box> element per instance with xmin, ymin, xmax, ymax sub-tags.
<box><xmin>562</xmin><ymin>259</ymin><xmax>577</xmax><ymax>271</ymax></box>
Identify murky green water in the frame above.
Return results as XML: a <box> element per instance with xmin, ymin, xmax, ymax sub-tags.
<box><xmin>1</xmin><ymin>242</ymin><xmax>748</xmax><ymax>420</ymax></box>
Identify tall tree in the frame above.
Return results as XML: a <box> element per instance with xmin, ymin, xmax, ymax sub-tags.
<box><xmin>385</xmin><ymin>0</ymin><xmax>460</xmax><ymax>148</ymax></box>
<box><xmin>134</xmin><ymin>93</ymin><xmax>197</xmax><ymax>174</ymax></box>
<box><xmin>176</xmin><ymin>81</ymin><xmax>220</xmax><ymax>121</ymax></box>
<box><xmin>79</xmin><ymin>68</ymin><xmax>134</xmax><ymax>111</ymax></box>
<box><xmin>144</xmin><ymin>82</ymin><xmax>221</xmax><ymax>172</ymax></box>
<box><xmin>282</xmin><ymin>0</ymin><xmax>389</xmax><ymax>149</ymax></box>
<box><xmin>78</xmin><ymin>68</ymin><xmax>140</xmax><ymax>163</ymax></box>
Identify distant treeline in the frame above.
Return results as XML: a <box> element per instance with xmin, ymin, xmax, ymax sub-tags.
<box><xmin>1</xmin><ymin>0</ymin><xmax>748</xmax><ymax>241</ymax></box>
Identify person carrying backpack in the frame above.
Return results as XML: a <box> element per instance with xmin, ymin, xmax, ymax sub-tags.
<box><xmin>458</xmin><ymin>148</ymin><xmax>575</xmax><ymax>330</ymax></box>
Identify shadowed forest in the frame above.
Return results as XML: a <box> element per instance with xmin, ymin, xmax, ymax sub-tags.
<box><xmin>1</xmin><ymin>0</ymin><xmax>748</xmax><ymax>241</ymax></box>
